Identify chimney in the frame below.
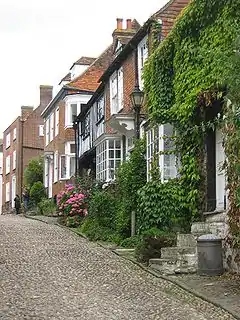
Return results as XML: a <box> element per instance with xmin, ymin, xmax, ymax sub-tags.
<box><xmin>117</xmin><ymin>18</ymin><xmax>123</xmax><ymax>30</ymax></box>
<box><xmin>21</xmin><ymin>106</ymin><xmax>34</xmax><ymax>121</ymax></box>
<box><xmin>39</xmin><ymin>85</ymin><xmax>53</xmax><ymax>111</ymax></box>
<box><xmin>126</xmin><ymin>19</ymin><xmax>132</xmax><ymax>29</ymax></box>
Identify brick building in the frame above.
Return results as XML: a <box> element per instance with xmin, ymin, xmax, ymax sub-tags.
<box><xmin>41</xmin><ymin>18</ymin><xmax>140</xmax><ymax>198</ymax></box>
<box><xmin>76</xmin><ymin>0</ymin><xmax>189</xmax><ymax>182</ymax></box>
<box><xmin>2</xmin><ymin>85</ymin><xmax>52</xmax><ymax>212</ymax></box>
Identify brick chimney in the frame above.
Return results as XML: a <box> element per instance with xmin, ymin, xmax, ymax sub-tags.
<box><xmin>112</xmin><ymin>18</ymin><xmax>141</xmax><ymax>47</ymax></box>
<box><xmin>39</xmin><ymin>85</ymin><xmax>53</xmax><ymax>112</ymax></box>
<box><xmin>21</xmin><ymin>106</ymin><xmax>34</xmax><ymax>121</ymax></box>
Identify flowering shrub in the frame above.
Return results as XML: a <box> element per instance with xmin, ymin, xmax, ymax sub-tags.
<box><xmin>57</xmin><ymin>184</ymin><xmax>88</xmax><ymax>224</ymax></box>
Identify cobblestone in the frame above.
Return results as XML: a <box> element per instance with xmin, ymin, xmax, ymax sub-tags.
<box><xmin>0</xmin><ymin>215</ymin><xmax>237</xmax><ymax>320</ymax></box>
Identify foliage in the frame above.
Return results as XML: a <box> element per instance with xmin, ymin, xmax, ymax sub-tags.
<box><xmin>135</xmin><ymin>228</ymin><xmax>176</xmax><ymax>263</ymax></box>
<box><xmin>37</xmin><ymin>198</ymin><xmax>56</xmax><ymax>216</ymax></box>
<box><xmin>65</xmin><ymin>215</ymin><xmax>83</xmax><ymax>228</ymax></box>
<box><xmin>57</xmin><ymin>184</ymin><xmax>88</xmax><ymax>224</ymax></box>
<box><xmin>24</xmin><ymin>157</ymin><xmax>44</xmax><ymax>190</ymax></box>
<box><xmin>30</xmin><ymin>181</ymin><xmax>46</xmax><ymax>205</ymax></box>
<box><xmin>143</xmin><ymin>0</ymin><xmax>240</xmax><ymax>224</ymax></box>
<box><xmin>120</xmin><ymin>235</ymin><xmax>141</xmax><ymax>248</ymax></box>
<box><xmin>223</xmin><ymin>37</ymin><xmax>240</xmax><ymax>247</ymax></box>
<box><xmin>115</xmin><ymin>139</ymin><xmax>146</xmax><ymax>237</ymax></box>
<box><xmin>137</xmin><ymin>179</ymin><xmax>191</xmax><ymax>233</ymax></box>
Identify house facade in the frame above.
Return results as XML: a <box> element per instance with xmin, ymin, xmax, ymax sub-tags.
<box><xmin>0</xmin><ymin>140</ymin><xmax>3</xmax><ymax>214</ymax></box>
<box><xmin>76</xmin><ymin>0</ymin><xmax>189</xmax><ymax>183</ymax></box>
<box><xmin>42</xmin><ymin>19</ymin><xmax>140</xmax><ymax>198</ymax></box>
<box><xmin>2</xmin><ymin>85</ymin><xmax>52</xmax><ymax>213</ymax></box>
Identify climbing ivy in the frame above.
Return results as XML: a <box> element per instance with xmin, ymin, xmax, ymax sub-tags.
<box><xmin>143</xmin><ymin>0</ymin><xmax>240</xmax><ymax>227</ymax></box>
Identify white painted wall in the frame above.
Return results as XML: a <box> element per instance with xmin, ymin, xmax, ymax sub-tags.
<box><xmin>70</xmin><ymin>64</ymin><xmax>90</xmax><ymax>80</ymax></box>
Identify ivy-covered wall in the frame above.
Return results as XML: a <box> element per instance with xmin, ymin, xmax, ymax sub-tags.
<box><xmin>143</xmin><ymin>0</ymin><xmax>240</xmax><ymax>231</ymax></box>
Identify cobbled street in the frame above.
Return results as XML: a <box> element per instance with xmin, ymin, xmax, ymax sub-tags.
<box><xmin>0</xmin><ymin>216</ymin><xmax>236</xmax><ymax>320</ymax></box>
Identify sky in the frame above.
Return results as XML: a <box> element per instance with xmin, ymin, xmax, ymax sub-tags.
<box><xmin>0</xmin><ymin>0</ymin><xmax>169</xmax><ymax>137</ymax></box>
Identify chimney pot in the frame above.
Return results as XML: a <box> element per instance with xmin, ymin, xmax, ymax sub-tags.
<box><xmin>126</xmin><ymin>19</ymin><xmax>132</xmax><ymax>29</ymax></box>
<box><xmin>117</xmin><ymin>18</ymin><xmax>123</xmax><ymax>30</ymax></box>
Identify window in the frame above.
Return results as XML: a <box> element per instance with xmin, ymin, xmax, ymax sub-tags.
<box><xmin>96</xmin><ymin>139</ymin><xmax>122</xmax><ymax>182</ymax></box>
<box><xmin>81</xmin><ymin>112</ymin><xmax>90</xmax><ymax>138</ymax></box>
<box><xmin>70</xmin><ymin>104</ymin><xmax>78</xmax><ymax>123</ymax></box>
<box><xmin>44</xmin><ymin>158</ymin><xmax>49</xmax><ymax>188</ymax></box>
<box><xmin>69</xmin><ymin>156</ymin><xmax>75</xmax><ymax>177</ymax></box>
<box><xmin>45</xmin><ymin>118</ymin><xmax>50</xmax><ymax>146</ymax></box>
<box><xmin>6</xmin><ymin>133</ymin><xmax>10</xmax><ymax>149</ymax></box>
<box><xmin>6</xmin><ymin>155</ymin><xmax>10</xmax><ymax>174</ymax></box>
<box><xmin>5</xmin><ymin>182</ymin><xmax>10</xmax><ymax>202</ymax></box>
<box><xmin>138</xmin><ymin>37</ymin><xmax>148</xmax><ymax>89</ymax></box>
<box><xmin>70</xmin><ymin>144</ymin><xmax>76</xmax><ymax>154</ymax></box>
<box><xmin>39</xmin><ymin>125</ymin><xmax>44</xmax><ymax>136</ymax></box>
<box><xmin>50</xmin><ymin>113</ymin><xmax>54</xmax><ymax>141</ymax></box>
<box><xmin>55</xmin><ymin>108</ymin><xmax>59</xmax><ymax>136</ymax></box>
<box><xmin>13</xmin><ymin>128</ymin><xmax>17</xmax><ymax>140</ymax></box>
<box><xmin>96</xmin><ymin>96</ymin><xmax>104</xmax><ymax>122</ymax></box>
<box><xmin>146</xmin><ymin>124</ymin><xmax>178</xmax><ymax>182</ymax></box>
<box><xmin>12</xmin><ymin>150</ymin><xmax>16</xmax><ymax>170</ymax></box>
<box><xmin>54</xmin><ymin>151</ymin><xmax>58</xmax><ymax>183</ymax></box>
<box><xmin>110</xmin><ymin>67</ymin><xmax>123</xmax><ymax>115</ymax></box>
<box><xmin>60</xmin><ymin>155</ymin><xmax>67</xmax><ymax>179</ymax></box>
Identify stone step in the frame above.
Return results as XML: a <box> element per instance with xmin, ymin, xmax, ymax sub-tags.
<box><xmin>191</xmin><ymin>222</ymin><xmax>211</xmax><ymax>235</ymax></box>
<box><xmin>149</xmin><ymin>256</ymin><xmax>197</xmax><ymax>275</ymax></box>
<box><xmin>161</xmin><ymin>246</ymin><xmax>196</xmax><ymax>259</ymax></box>
<box><xmin>177</xmin><ymin>233</ymin><xmax>197</xmax><ymax>247</ymax></box>
<box><xmin>113</xmin><ymin>248</ymin><xmax>135</xmax><ymax>257</ymax></box>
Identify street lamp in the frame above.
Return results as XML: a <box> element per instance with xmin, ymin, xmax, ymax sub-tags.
<box><xmin>130</xmin><ymin>85</ymin><xmax>144</xmax><ymax>139</ymax></box>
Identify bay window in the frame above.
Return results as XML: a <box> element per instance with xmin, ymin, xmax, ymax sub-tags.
<box><xmin>96</xmin><ymin>138</ymin><xmax>122</xmax><ymax>182</ymax></box>
<box><xmin>110</xmin><ymin>67</ymin><xmax>123</xmax><ymax>115</ymax></box>
<box><xmin>147</xmin><ymin>124</ymin><xmax>178</xmax><ymax>182</ymax></box>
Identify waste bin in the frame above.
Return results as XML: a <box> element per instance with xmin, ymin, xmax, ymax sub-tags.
<box><xmin>197</xmin><ymin>234</ymin><xmax>223</xmax><ymax>276</ymax></box>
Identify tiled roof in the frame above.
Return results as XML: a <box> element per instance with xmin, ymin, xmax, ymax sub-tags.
<box><xmin>59</xmin><ymin>72</ymin><xmax>71</xmax><ymax>84</ymax></box>
<box><xmin>66</xmin><ymin>45</ymin><xmax>114</xmax><ymax>92</ymax></box>
<box><xmin>153</xmin><ymin>0</ymin><xmax>190</xmax><ymax>38</ymax></box>
<box><xmin>74</xmin><ymin>56</ymin><xmax>96</xmax><ymax>65</ymax></box>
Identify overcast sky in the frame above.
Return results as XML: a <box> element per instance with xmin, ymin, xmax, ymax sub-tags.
<box><xmin>0</xmin><ymin>0</ymin><xmax>168</xmax><ymax>137</ymax></box>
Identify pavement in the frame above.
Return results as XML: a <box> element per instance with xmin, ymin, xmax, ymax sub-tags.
<box><xmin>0</xmin><ymin>214</ymin><xmax>238</xmax><ymax>320</ymax></box>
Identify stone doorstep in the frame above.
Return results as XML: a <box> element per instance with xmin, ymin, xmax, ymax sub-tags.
<box><xmin>161</xmin><ymin>246</ymin><xmax>196</xmax><ymax>259</ymax></box>
<box><xmin>204</xmin><ymin>211</ymin><xmax>227</xmax><ymax>223</ymax></box>
<box><xmin>113</xmin><ymin>248</ymin><xmax>135</xmax><ymax>257</ymax></box>
<box><xmin>191</xmin><ymin>222</ymin><xmax>211</xmax><ymax>235</ymax></box>
<box><xmin>177</xmin><ymin>234</ymin><xmax>197</xmax><ymax>248</ymax></box>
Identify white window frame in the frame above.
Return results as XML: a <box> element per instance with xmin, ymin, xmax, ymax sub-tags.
<box><xmin>59</xmin><ymin>155</ymin><xmax>67</xmax><ymax>180</ymax></box>
<box><xmin>54</xmin><ymin>151</ymin><xmax>58</xmax><ymax>183</ymax></box>
<box><xmin>5</xmin><ymin>182</ymin><xmax>10</xmax><ymax>202</ymax></box>
<box><xmin>12</xmin><ymin>150</ymin><xmax>16</xmax><ymax>170</ymax></box>
<box><xmin>5</xmin><ymin>155</ymin><xmax>10</xmax><ymax>174</ymax></box>
<box><xmin>44</xmin><ymin>158</ymin><xmax>49</xmax><ymax>188</ymax></box>
<box><xmin>6</xmin><ymin>133</ymin><xmax>11</xmax><ymax>149</ymax></box>
<box><xmin>45</xmin><ymin>118</ymin><xmax>50</xmax><ymax>146</ymax></box>
<box><xmin>50</xmin><ymin>113</ymin><xmax>54</xmax><ymax>142</ymax></box>
<box><xmin>55</xmin><ymin>108</ymin><xmax>59</xmax><ymax>136</ymax></box>
<box><xmin>138</xmin><ymin>36</ymin><xmax>148</xmax><ymax>90</ymax></box>
<box><xmin>96</xmin><ymin>138</ymin><xmax>122</xmax><ymax>182</ymax></box>
<box><xmin>13</xmin><ymin>128</ymin><xmax>17</xmax><ymax>141</ymax></box>
<box><xmin>146</xmin><ymin>124</ymin><xmax>178</xmax><ymax>182</ymax></box>
<box><xmin>39</xmin><ymin>125</ymin><xmax>44</xmax><ymax>137</ymax></box>
<box><xmin>65</xmin><ymin>103</ymin><xmax>79</xmax><ymax>128</ymax></box>
<box><xmin>110</xmin><ymin>67</ymin><xmax>123</xmax><ymax>115</ymax></box>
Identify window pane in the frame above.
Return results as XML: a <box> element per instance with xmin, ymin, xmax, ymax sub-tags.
<box><xmin>109</xmin><ymin>140</ymin><xmax>114</xmax><ymax>149</ymax></box>
<box><xmin>71</xmin><ymin>104</ymin><xmax>78</xmax><ymax>122</ymax></box>
<box><xmin>60</xmin><ymin>156</ymin><xmax>67</xmax><ymax>179</ymax></box>
<box><xmin>115</xmin><ymin>150</ymin><xmax>121</xmax><ymax>158</ymax></box>
<box><xmin>70</xmin><ymin>144</ymin><xmax>76</xmax><ymax>154</ymax></box>
<box><xmin>115</xmin><ymin>140</ymin><xmax>121</xmax><ymax>149</ymax></box>
<box><xmin>70</xmin><ymin>157</ymin><xmax>75</xmax><ymax>177</ymax></box>
<box><xmin>109</xmin><ymin>150</ymin><xmax>114</xmax><ymax>158</ymax></box>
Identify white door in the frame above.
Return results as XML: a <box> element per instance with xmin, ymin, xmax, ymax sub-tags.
<box><xmin>215</xmin><ymin>129</ymin><xmax>226</xmax><ymax>210</ymax></box>
<box><xmin>11</xmin><ymin>176</ymin><xmax>16</xmax><ymax>208</ymax></box>
<box><xmin>48</xmin><ymin>160</ymin><xmax>53</xmax><ymax>198</ymax></box>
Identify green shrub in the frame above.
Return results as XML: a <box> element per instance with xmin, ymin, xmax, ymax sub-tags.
<box><xmin>37</xmin><ymin>198</ymin><xmax>56</xmax><ymax>216</ymax></box>
<box><xmin>120</xmin><ymin>235</ymin><xmax>141</xmax><ymax>248</ymax></box>
<box><xmin>66</xmin><ymin>215</ymin><xmax>82</xmax><ymax>228</ymax></box>
<box><xmin>88</xmin><ymin>189</ymin><xmax>118</xmax><ymax>230</ymax></box>
<box><xmin>135</xmin><ymin>228</ymin><xmax>176</xmax><ymax>263</ymax></box>
<box><xmin>80</xmin><ymin>218</ymin><xmax>117</xmax><ymax>242</ymax></box>
<box><xmin>30</xmin><ymin>181</ymin><xmax>46</xmax><ymax>205</ymax></box>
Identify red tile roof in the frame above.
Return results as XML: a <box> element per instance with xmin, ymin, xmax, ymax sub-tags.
<box><xmin>74</xmin><ymin>56</ymin><xmax>96</xmax><ymax>65</ymax></box>
<box><xmin>66</xmin><ymin>45</ymin><xmax>114</xmax><ymax>92</ymax></box>
<box><xmin>153</xmin><ymin>0</ymin><xmax>190</xmax><ymax>38</ymax></box>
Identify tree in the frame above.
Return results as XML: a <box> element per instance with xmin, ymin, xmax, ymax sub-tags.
<box><xmin>24</xmin><ymin>157</ymin><xmax>44</xmax><ymax>190</ymax></box>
